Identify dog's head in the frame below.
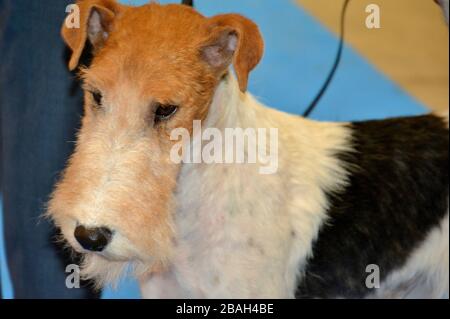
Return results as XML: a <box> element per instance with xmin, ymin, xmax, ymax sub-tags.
<box><xmin>48</xmin><ymin>0</ymin><xmax>263</xmax><ymax>286</ymax></box>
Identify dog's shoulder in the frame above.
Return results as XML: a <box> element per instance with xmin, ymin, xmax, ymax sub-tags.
<box><xmin>296</xmin><ymin>114</ymin><xmax>449</xmax><ymax>299</ymax></box>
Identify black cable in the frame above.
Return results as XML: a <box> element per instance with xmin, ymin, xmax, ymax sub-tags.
<box><xmin>181</xmin><ymin>0</ymin><xmax>194</xmax><ymax>7</ymax></box>
<box><xmin>302</xmin><ymin>0</ymin><xmax>350</xmax><ymax>118</ymax></box>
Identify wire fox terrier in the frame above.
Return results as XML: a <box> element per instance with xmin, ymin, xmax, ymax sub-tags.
<box><xmin>49</xmin><ymin>1</ymin><xmax>449</xmax><ymax>298</ymax></box>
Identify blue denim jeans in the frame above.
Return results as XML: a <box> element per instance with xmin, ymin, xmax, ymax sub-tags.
<box><xmin>0</xmin><ymin>0</ymin><xmax>97</xmax><ymax>298</ymax></box>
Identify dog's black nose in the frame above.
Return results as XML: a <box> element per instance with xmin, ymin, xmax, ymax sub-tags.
<box><xmin>74</xmin><ymin>225</ymin><xmax>113</xmax><ymax>252</ymax></box>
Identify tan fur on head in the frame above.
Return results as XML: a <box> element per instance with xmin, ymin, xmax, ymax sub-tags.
<box><xmin>50</xmin><ymin>1</ymin><xmax>265</xmax><ymax>286</ymax></box>
<box><xmin>62</xmin><ymin>0</ymin><xmax>120</xmax><ymax>71</ymax></box>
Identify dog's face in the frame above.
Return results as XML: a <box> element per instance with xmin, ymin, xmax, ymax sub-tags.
<box><xmin>48</xmin><ymin>0</ymin><xmax>263</xmax><ymax>283</ymax></box>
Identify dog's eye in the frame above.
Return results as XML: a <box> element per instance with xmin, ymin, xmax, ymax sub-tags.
<box><xmin>155</xmin><ymin>104</ymin><xmax>178</xmax><ymax>123</ymax></box>
<box><xmin>90</xmin><ymin>91</ymin><xmax>103</xmax><ymax>106</ymax></box>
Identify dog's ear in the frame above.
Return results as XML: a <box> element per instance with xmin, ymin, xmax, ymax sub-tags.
<box><xmin>62</xmin><ymin>0</ymin><xmax>120</xmax><ymax>70</ymax></box>
<box><xmin>200</xmin><ymin>14</ymin><xmax>264</xmax><ymax>92</ymax></box>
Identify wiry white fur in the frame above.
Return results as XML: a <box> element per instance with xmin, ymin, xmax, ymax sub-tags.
<box><xmin>371</xmin><ymin>213</ymin><xmax>449</xmax><ymax>299</ymax></box>
<box><xmin>78</xmin><ymin>73</ymin><xmax>448</xmax><ymax>298</ymax></box>
<box><xmin>81</xmin><ymin>253</ymin><xmax>153</xmax><ymax>290</ymax></box>
<box><xmin>141</xmin><ymin>74</ymin><xmax>354</xmax><ymax>298</ymax></box>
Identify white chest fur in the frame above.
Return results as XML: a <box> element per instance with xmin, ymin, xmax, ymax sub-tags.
<box><xmin>140</xmin><ymin>76</ymin><xmax>352</xmax><ymax>298</ymax></box>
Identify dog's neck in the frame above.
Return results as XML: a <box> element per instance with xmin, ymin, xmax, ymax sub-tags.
<box><xmin>160</xmin><ymin>71</ymin><xmax>356</xmax><ymax>298</ymax></box>
<box><xmin>203</xmin><ymin>73</ymin><xmax>260</xmax><ymax>130</ymax></box>
<box><xmin>173</xmin><ymin>72</ymin><xmax>275</xmax><ymax>215</ymax></box>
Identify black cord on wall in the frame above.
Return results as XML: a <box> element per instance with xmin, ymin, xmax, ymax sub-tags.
<box><xmin>302</xmin><ymin>0</ymin><xmax>350</xmax><ymax>117</ymax></box>
<box><xmin>182</xmin><ymin>0</ymin><xmax>194</xmax><ymax>7</ymax></box>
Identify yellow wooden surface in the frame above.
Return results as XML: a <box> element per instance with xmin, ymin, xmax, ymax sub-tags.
<box><xmin>297</xmin><ymin>0</ymin><xmax>449</xmax><ymax>113</ymax></box>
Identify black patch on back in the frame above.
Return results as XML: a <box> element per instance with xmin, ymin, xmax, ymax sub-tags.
<box><xmin>296</xmin><ymin>115</ymin><xmax>449</xmax><ymax>298</ymax></box>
